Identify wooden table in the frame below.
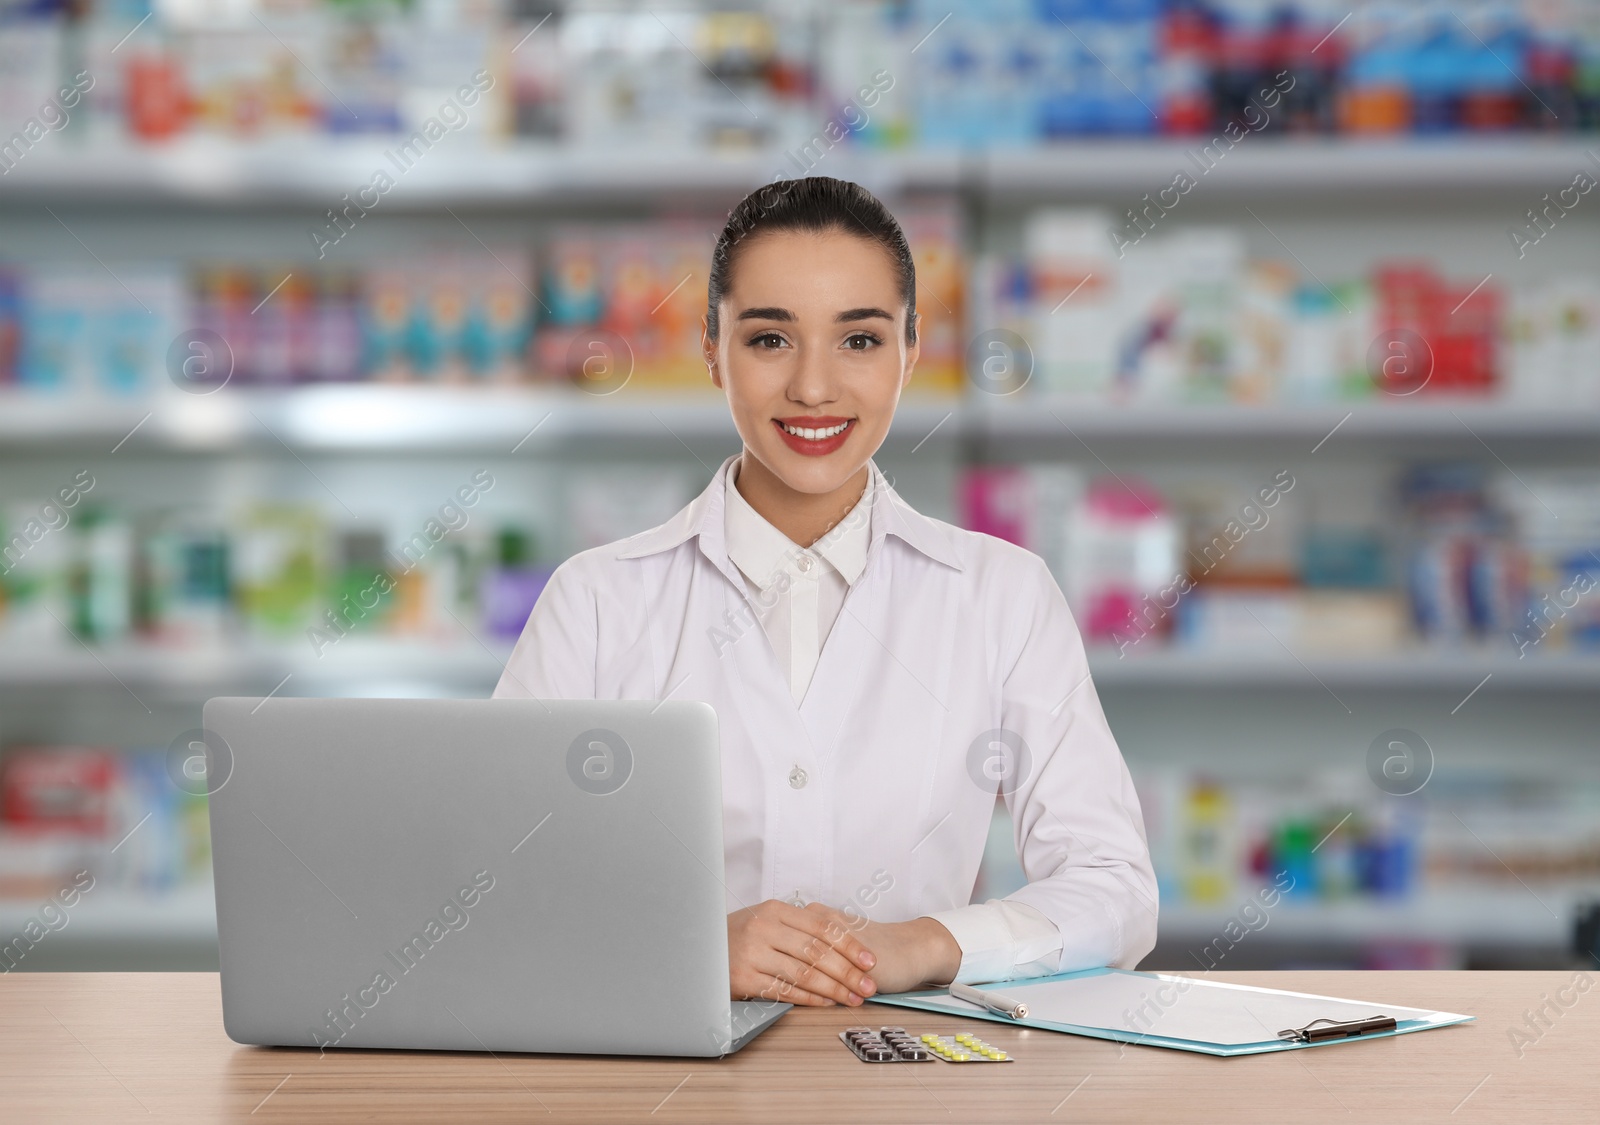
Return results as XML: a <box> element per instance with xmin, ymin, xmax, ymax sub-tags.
<box><xmin>2</xmin><ymin>971</ymin><xmax>1594</xmax><ymax>1123</ymax></box>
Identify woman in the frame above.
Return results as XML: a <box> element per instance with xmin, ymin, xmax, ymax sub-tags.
<box><xmin>495</xmin><ymin>176</ymin><xmax>1156</xmax><ymax>1007</ymax></box>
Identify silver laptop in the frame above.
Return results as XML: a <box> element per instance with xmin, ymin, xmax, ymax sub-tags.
<box><xmin>203</xmin><ymin>697</ymin><xmax>788</xmax><ymax>1056</ymax></box>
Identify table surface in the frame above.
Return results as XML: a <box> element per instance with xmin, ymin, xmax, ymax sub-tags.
<box><xmin>2</xmin><ymin>970</ymin><xmax>1595</xmax><ymax>1123</ymax></box>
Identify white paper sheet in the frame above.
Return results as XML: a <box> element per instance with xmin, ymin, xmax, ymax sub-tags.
<box><xmin>954</xmin><ymin>971</ymin><xmax>1448</xmax><ymax>1047</ymax></box>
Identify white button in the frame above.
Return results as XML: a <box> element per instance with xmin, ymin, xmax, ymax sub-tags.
<box><xmin>796</xmin><ymin>554</ymin><xmax>814</xmax><ymax>573</ymax></box>
<box><xmin>788</xmin><ymin>765</ymin><xmax>808</xmax><ymax>789</ymax></box>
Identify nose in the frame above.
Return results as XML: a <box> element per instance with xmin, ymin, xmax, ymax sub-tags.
<box><xmin>787</xmin><ymin>342</ymin><xmax>840</xmax><ymax>407</ymax></box>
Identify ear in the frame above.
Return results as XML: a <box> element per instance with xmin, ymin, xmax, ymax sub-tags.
<box><xmin>900</xmin><ymin>313</ymin><xmax>922</xmax><ymax>390</ymax></box>
<box><xmin>701</xmin><ymin>313</ymin><xmax>723</xmax><ymax>390</ymax></box>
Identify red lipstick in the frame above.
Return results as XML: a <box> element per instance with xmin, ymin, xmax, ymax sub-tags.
<box><xmin>773</xmin><ymin>416</ymin><xmax>854</xmax><ymax>457</ymax></box>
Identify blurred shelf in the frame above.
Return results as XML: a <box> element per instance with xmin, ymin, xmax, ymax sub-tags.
<box><xmin>0</xmin><ymin>139</ymin><xmax>967</xmax><ymax>207</ymax></box>
<box><xmin>1088</xmin><ymin>649</ymin><xmax>1600</xmax><ymax>690</ymax></box>
<box><xmin>983</xmin><ymin>137</ymin><xmax>1600</xmax><ymax>197</ymax></box>
<box><xmin>1</xmin><ymin>882</ymin><xmax>1583</xmax><ymax>953</ymax></box>
<box><xmin>0</xmin><ymin>883</ymin><xmax>215</xmax><ymax>945</ymax></box>
<box><xmin>0</xmin><ymin>386</ymin><xmax>963</xmax><ymax>452</ymax></box>
<box><xmin>0</xmin><ymin>640</ymin><xmax>512</xmax><ymax>694</ymax></box>
<box><xmin>0</xmin><ymin>879</ymin><xmax>1587</xmax><ymax>951</ymax></box>
<box><xmin>1160</xmin><ymin>885</ymin><xmax>1596</xmax><ymax>947</ymax></box>
<box><xmin>972</xmin><ymin>399</ymin><xmax>1600</xmax><ymax>446</ymax></box>
<box><xmin>3</xmin><ymin>387</ymin><xmax>1597</xmax><ymax>453</ymax></box>
<box><xmin>5</xmin><ymin>642</ymin><xmax>1597</xmax><ymax>694</ymax></box>
<box><xmin>3</xmin><ymin>138</ymin><xmax>1593</xmax><ymax>207</ymax></box>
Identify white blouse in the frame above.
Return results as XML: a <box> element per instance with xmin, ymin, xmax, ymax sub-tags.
<box><xmin>721</xmin><ymin>456</ymin><xmax>867</xmax><ymax>706</ymax></box>
<box><xmin>494</xmin><ymin>453</ymin><xmax>1158</xmax><ymax>983</ymax></box>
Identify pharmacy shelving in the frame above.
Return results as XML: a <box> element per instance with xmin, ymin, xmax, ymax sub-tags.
<box><xmin>1</xmin><ymin>640</ymin><xmax>509</xmax><ymax>694</ymax></box>
<box><xmin>1158</xmin><ymin>885</ymin><xmax>1597</xmax><ymax>949</ymax></box>
<box><xmin>1</xmin><ymin>882</ymin><xmax>1585</xmax><ymax>960</ymax></box>
<box><xmin>0</xmin><ymin>140</ymin><xmax>966</xmax><ymax>207</ymax></box>
<box><xmin>1089</xmin><ymin>650</ymin><xmax>1600</xmax><ymax>691</ymax></box>
<box><xmin>972</xmin><ymin>399</ymin><xmax>1600</xmax><ymax>446</ymax></box>
<box><xmin>7</xmin><ymin>129</ymin><xmax>1599</xmax><ymax>975</ymax></box>
<box><xmin>4</xmin><ymin>138</ymin><xmax>1595</xmax><ymax>206</ymax></box>
<box><xmin>9</xmin><ymin>642</ymin><xmax>1597</xmax><ymax>695</ymax></box>
<box><xmin>0</xmin><ymin>387</ymin><xmax>958</xmax><ymax>452</ymax></box>
<box><xmin>3</xmin><ymin>388</ymin><xmax>1598</xmax><ymax>453</ymax></box>
<box><xmin>979</xmin><ymin>137</ymin><xmax>1600</xmax><ymax>198</ymax></box>
<box><xmin>0</xmin><ymin>884</ymin><xmax>215</xmax><ymax>948</ymax></box>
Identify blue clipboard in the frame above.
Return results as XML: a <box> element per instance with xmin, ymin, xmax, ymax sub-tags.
<box><xmin>867</xmin><ymin>967</ymin><xmax>1474</xmax><ymax>1057</ymax></box>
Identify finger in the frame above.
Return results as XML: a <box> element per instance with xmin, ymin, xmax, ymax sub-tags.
<box><xmin>741</xmin><ymin>968</ymin><xmax>837</xmax><ymax>1008</ymax></box>
<box><xmin>801</xmin><ymin>901</ymin><xmax>871</xmax><ymax>947</ymax></box>
<box><xmin>771</xmin><ymin>926</ymin><xmax>877</xmax><ymax>999</ymax></box>
<box><xmin>761</xmin><ymin>951</ymin><xmax>864</xmax><ymax>1006</ymax></box>
<box><xmin>793</xmin><ymin>903</ymin><xmax>878</xmax><ymax>971</ymax></box>
<box><xmin>794</xmin><ymin>908</ymin><xmax>879</xmax><ymax>990</ymax></box>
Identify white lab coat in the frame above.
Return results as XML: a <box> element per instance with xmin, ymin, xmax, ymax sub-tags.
<box><xmin>494</xmin><ymin>454</ymin><xmax>1158</xmax><ymax>979</ymax></box>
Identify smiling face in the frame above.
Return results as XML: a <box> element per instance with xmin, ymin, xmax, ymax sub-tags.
<box><xmin>704</xmin><ymin>228</ymin><xmax>919</xmax><ymax>500</ymax></box>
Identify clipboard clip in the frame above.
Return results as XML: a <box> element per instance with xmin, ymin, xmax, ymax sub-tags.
<box><xmin>1277</xmin><ymin>1015</ymin><xmax>1398</xmax><ymax>1043</ymax></box>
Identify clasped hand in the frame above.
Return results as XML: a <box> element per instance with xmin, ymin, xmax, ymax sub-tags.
<box><xmin>727</xmin><ymin>899</ymin><xmax>961</xmax><ymax>1006</ymax></box>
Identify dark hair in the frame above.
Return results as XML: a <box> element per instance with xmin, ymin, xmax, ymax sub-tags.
<box><xmin>706</xmin><ymin>176</ymin><xmax>917</xmax><ymax>345</ymax></box>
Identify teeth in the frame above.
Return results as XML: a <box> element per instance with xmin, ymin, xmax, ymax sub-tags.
<box><xmin>781</xmin><ymin>420</ymin><xmax>850</xmax><ymax>440</ymax></box>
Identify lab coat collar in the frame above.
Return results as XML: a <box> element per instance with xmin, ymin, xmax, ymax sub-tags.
<box><xmin>724</xmin><ymin>455</ymin><xmax>872</xmax><ymax>588</ymax></box>
<box><xmin>614</xmin><ymin>452</ymin><xmax>964</xmax><ymax>575</ymax></box>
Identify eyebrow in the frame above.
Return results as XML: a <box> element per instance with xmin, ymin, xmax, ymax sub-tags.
<box><xmin>735</xmin><ymin>306</ymin><xmax>895</xmax><ymax>324</ymax></box>
<box><xmin>835</xmin><ymin>307</ymin><xmax>895</xmax><ymax>324</ymax></box>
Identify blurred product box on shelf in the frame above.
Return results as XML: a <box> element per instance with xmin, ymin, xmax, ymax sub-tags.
<box><xmin>959</xmin><ymin>461</ymin><xmax>1600</xmax><ymax>658</ymax></box>
<box><xmin>0</xmin><ymin>747</ymin><xmax>115</xmax><ymax>835</ymax></box>
<box><xmin>1173</xmin><ymin>589</ymin><xmax>1409</xmax><ymax>654</ymax></box>
<box><xmin>1400</xmin><ymin>464</ymin><xmax>1527</xmax><ymax>645</ymax></box>
<box><xmin>1506</xmin><ymin>278</ymin><xmax>1600</xmax><ymax>404</ymax></box>
<box><xmin>1502</xmin><ymin>470</ymin><xmax>1600</xmax><ymax>655</ymax></box>
<box><xmin>0</xmin><ymin>745</ymin><xmax>208</xmax><ymax>899</ymax></box>
<box><xmin>0</xmin><ymin>468</ymin><xmax>694</xmax><ymax>652</ymax></box>
<box><xmin>534</xmin><ymin>221</ymin><xmax>720</xmax><ymax>392</ymax></box>
<box><xmin>0</xmin><ymin>204</ymin><xmax>966</xmax><ymax>394</ymax></box>
<box><xmin>897</xmin><ymin>205</ymin><xmax>967</xmax><ymax>395</ymax></box>
<box><xmin>7</xmin><ymin>1</ymin><xmax>1599</xmax><ymax>152</ymax></box>
<box><xmin>1135</xmin><ymin>767</ymin><xmax>1600</xmax><ymax>909</ymax></box>
<box><xmin>973</xmin><ymin>763</ymin><xmax>1598</xmax><ymax>967</ymax></box>
<box><xmin>7</xmin><ymin>265</ymin><xmax>185</xmax><ymax>394</ymax></box>
<box><xmin>970</xmin><ymin>211</ymin><xmax>1563</xmax><ymax>406</ymax></box>
<box><xmin>563</xmin><ymin>5</ymin><xmax>819</xmax><ymax>151</ymax></box>
<box><xmin>187</xmin><ymin>254</ymin><xmax>536</xmax><ymax>388</ymax></box>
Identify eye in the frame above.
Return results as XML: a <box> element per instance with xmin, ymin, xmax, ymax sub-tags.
<box><xmin>747</xmin><ymin>331</ymin><xmax>787</xmax><ymax>350</ymax></box>
<box><xmin>843</xmin><ymin>332</ymin><xmax>882</xmax><ymax>351</ymax></box>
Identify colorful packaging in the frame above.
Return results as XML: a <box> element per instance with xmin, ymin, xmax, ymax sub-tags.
<box><xmin>135</xmin><ymin>516</ymin><xmax>231</xmax><ymax>645</ymax></box>
<box><xmin>1026</xmin><ymin>208</ymin><xmax>1120</xmax><ymax>398</ymax></box>
<box><xmin>464</xmin><ymin>254</ymin><xmax>535</xmax><ymax>383</ymax></box>
<box><xmin>1</xmin><ymin>747</ymin><xmax>117</xmax><ymax>835</ymax></box>
<box><xmin>899</xmin><ymin>203</ymin><xmax>966</xmax><ymax>396</ymax></box>
<box><xmin>18</xmin><ymin>267</ymin><xmax>92</xmax><ymax>392</ymax></box>
<box><xmin>361</xmin><ymin>264</ymin><xmax>413</xmax><ymax>381</ymax></box>
<box><xmin>232</xmin><ymin>505</ymin><xmax>327</xmax><ymax>635</ymax></box>
<box><xmin>69</xmin><ymin>507</ymin><xmax>134</xmax><ymax>643</ymax></box>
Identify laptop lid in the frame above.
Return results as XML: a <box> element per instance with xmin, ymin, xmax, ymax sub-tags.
<box><xmin>204</xmin><ymin>697</ymin><xmax>753</xmax><ymax>1057</ymax></box>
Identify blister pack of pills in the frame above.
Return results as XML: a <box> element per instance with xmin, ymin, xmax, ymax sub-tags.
<box><xmin>920</xmin><ymin>1031</ymin><xmax>1012</xmax><ymax>1062</ymax></box>
<box><xmin>839</xmin><ymin>1026</ymin><xmax>1015</xmax><ymax>1063</ymax></box>
<box><xmin>839</xmin><ymin>1026</ymin><xmax>932</xmax><ymax>1062</ymax></box>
